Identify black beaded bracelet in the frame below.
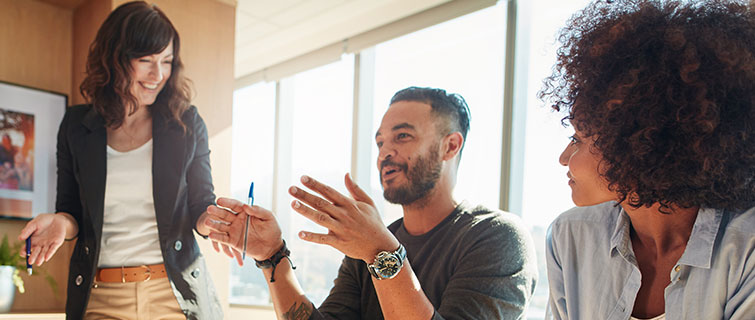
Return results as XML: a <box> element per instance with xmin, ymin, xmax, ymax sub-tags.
<box><xmin>254</xmin><ymin>239</ymin><xmax>295</xmax><ymax>282</ymax></box>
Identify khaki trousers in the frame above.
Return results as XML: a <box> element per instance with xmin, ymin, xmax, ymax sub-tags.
<box><xmin>84</xmin><ymin>277</ymin><xmax>186</xmax><ymax>320</ymax></box>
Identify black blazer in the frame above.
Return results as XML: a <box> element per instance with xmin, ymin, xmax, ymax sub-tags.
<box><xmin>56</xmin><ymin>105</ymin><xmax>223</xmax><ymax>319</ymax></box>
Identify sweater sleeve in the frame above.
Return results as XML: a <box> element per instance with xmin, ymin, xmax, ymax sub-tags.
<box><xmin>435</xmin><ymin>215</ymin><xmax>538</xmax><ymax>320</ymax></box>
<box><xmin>310</xmin><ymin>256</ymin><xmax>365</xmax><ymax>320</ymax></box>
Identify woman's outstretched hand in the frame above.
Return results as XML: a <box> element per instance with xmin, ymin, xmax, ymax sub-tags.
<box><xmin>18</xmin><ymin>213</ymin><xmax>77</xmax><ymax>266</ymax></box>
<box><xmin>204</xmin><ymin>197</ymin><xmax>283</xmax><ymax>266</ymax></box>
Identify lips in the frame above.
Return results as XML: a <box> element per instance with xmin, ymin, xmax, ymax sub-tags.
<box><xmin>380</xmin><ymin>159</ymin><xmax>408</xmax><ymax>183</ymax></box>
<box><xmin>140</xmin><ymin>82</ymin><xmax>159</xmax><ymax>90</ymax></box>
<box><xmin>382</xmin><ymin>166</ymin><xmax>402</xmax><ymax>180</ymax></box>
<box><xmin>566</xmin><ymin>172</ymin><xmax>575</xmax><ymax>185</ymax></box>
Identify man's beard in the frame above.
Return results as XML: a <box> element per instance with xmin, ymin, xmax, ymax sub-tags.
<box><xmin>381</xmin><ymin>143</ymin><xmax>442</xmax><ymax>205</ymax></box>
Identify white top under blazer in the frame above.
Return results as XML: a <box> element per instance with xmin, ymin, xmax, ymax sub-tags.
<box><xmin>98</xmin><ymin>139</ymin><xmax>163</xmax><ymax>267</ymax></box>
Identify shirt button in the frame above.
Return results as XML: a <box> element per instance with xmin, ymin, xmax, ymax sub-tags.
<box><xmin>191</xmin><ymin>268</ymin><xmax>200</xmax><ymax>278</ymax></box>
<box><xmin>174</xmin><ymin>240</ymin><xmax>182</xmax><ymax>251</ymax></box>
<box><xmin>75</xmin><ymin>275</ymin><xmax>83</xmax><ymax>286</ymax></box>
<box><xmin>84</xmin><ymin>246</ymin><xmax>89</xmax><ymax>255</ymax></box>
<box><xmin>674</xmin><ymin>265</ymin><xmax>681</xmax><ymax>272</ymax></box>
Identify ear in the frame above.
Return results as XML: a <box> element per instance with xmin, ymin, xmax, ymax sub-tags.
<box><xmin>441</xmin><ymin>132</ymin><xmax>463</xmax><ymax>161</ymax></box>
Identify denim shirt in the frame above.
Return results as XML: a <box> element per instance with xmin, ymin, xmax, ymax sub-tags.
<box><xmin>546</xmin><ymin>201</ymin><xmax>755</xmax><ymax>320</ymax></box>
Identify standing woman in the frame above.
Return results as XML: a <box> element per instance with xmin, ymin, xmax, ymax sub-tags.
<box><xmin>543</xmin><ymin>0</ymin><xmax>755</xmax><ymax>319</ymax></box>
<box><xmin>18</xmin><ymin>2</ymin><xmax>223</xmax><ymax>319</ymax></box>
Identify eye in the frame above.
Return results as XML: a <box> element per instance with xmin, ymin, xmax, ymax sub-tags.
<box><xmin>397</xmin><ymin>133</ymin><xmax>410</xmax><ymax>140</ymax></box>
<box><xmin>569</xmin><ymin>135</ymin><xmax>581</xmax><ymax>145</ymax></box>
<box><xmin>376</xmin><ymin>141</ymin><xmax>383</xmax><ymax>148</ymax></box>
<box><xmin>138</xmin><ymin>58</ymin><xmax>151</xmax><ymax>63</ymax></box>
<box><xmin>163</xmin><ymin>60</ymin><xmax>173</xmax><ymax>65</ymax></box>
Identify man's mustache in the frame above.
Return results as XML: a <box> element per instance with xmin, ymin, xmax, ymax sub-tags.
<box><xmin>380</xmin><ymin>159</ymin><xmax>408</xmax><ymax>173</ymax></box>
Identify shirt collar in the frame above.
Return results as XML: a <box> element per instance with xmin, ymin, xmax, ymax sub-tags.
<box><xmin>677</xmin><ymin>207</ymin><xmax>723</xmax><ymax>269</ymax></box>
<box><xmin>609</xmin><ymin>204</ymin><xmax>632</xmax><ymax>258</ymax></box>
<box><xmin>608</xmin><ymin>204</ymin><xmax>724</xmax><ymax>269</ymax></box>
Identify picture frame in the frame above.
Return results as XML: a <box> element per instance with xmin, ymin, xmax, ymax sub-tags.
<box><xmin>0</xmin><ymin>81</ymin><xmax>66</xmax><ymax>220</ymax></box>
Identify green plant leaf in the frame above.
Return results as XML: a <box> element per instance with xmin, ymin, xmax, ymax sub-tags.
<box><xmin>0</xmin><ymin>234</ymin><xmax>57</xmax><ymax>296</ymax></box>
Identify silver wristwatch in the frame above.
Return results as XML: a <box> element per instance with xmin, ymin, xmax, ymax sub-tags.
<box><xmin>367</xmin><ymin>244</ymin><xmax>406</xmax><ymax>280</ymax></box>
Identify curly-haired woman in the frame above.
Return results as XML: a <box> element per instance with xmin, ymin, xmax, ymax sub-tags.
<box><xmin>543</xmin><ymin>0</ymin><xmax>755</xmax><ymax>319</ymax></box>
<box><xmin>17</xmin><ymin>2</ymin><xmax>224</xmax><ymax>319</ymax></box>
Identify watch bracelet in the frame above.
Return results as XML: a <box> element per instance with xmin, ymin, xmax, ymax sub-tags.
<box><xmin>254</xmin><ymin>239</ymin><xmax>295</xmax><ymax>282</ymax></box>
<box><xmin>367</xmin><ymin>244</ymin><xmax>406</xmax><ymax>280</ymax></box>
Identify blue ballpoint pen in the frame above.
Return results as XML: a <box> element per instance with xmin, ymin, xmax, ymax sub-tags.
<box><xmin>26</xmin><ymin>237</ymin><xmax>32</xmax><ymax>275</ymax></box>
<box><xmin>243</xmin><ymin>182</ymin><xmax>254</xmax><ymax>260</ymax></box>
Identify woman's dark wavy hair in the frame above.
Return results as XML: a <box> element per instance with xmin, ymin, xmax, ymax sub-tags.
<box><xmin>540</xmin><ymin>0</ymin><xmax>755</xmax><ymax>211</ymax></box>
<box><xmin>79</xmin><ymin>1</ymin><xmax>192</xmax><ymax>131</ymax></box>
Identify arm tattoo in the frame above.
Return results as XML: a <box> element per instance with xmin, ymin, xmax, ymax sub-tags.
<box><xmin>283</xmin><ymin>301</ymin><xmax>314</xmax><ymax>320</ymax></box>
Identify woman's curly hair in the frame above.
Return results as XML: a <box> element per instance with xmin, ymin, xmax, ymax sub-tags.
<box><xmin>540</xmin><ymin>0</ymin><xmax>755</xmax><ymax>211</ymax></box>
<box><xmin>79</xmin><ymin>1</ymin><xmax>192</xmax><ymax>131</ymax></box>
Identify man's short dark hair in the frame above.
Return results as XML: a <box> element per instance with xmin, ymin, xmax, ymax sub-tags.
<box><xmin>390</xmin><ymin>87</ymin><xmax>471</xmax><ymax>157</ymax></box>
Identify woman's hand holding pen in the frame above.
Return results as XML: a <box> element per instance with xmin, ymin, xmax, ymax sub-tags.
<box><xmin>196</xmin><ymin>212</ymin><xmax>241</xmax><ymax>263</ymax></box>
<box><xmin>204</xmin><ymin>198</ymin><xmax>283</xmax><ymax>266</ymax></box>
<box><xmin>18</xmin><ymin>212</ymin><xmax>77</xmax><ymax>266</ymax></box>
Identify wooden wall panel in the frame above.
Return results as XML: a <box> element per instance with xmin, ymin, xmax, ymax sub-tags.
<box><xmin>0</xmin><ymin>0</ymin><xmax>236</xmax><ymax>314</ymax></box>
<box><xmin>0</xmin><ymin>0</ymin><xmax>72</xmax><ymax>96</ymax></box>
<box><xmin>71</xmin><ymin>0</ymin><xmax>112</xmax><ymax>105</ymax></box>
<box><xmin>0</xmin><ymin>0</ymin><xmax>73</xmax><ymax>312</ymax></box>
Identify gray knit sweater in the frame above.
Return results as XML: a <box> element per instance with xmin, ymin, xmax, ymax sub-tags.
<box><xmin>312</xmin><ymin>201</ymin><xmax>538</xmax><ymax>319</ymax></box>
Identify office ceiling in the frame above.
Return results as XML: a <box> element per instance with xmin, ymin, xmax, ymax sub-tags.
<box><xmin>234</xmin><ymin>0</ymin><xmax>449</xmax><ymax>78</ymax></box>
<box><xmin>36</xmin><ymin>0</ymin><xmax>450</xmax><ymax>79</ymax></box>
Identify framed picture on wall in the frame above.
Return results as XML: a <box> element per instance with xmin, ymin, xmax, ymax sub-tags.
<box><xmin>0</xmin><ymin>81</ymin><xmax>66</xmax><ymax>220</ymax></box>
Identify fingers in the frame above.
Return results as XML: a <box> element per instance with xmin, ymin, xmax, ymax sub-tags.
<box><xmin>215</xmin><ymin>197</ymin><xmax>246</xmax><ymax>213</ymax></box>
<box><xmin>43</xmin><ymin>241</ymin><xmax>61</xmax><ymax>262</ymax></box>
<box><xmin>289</xmin><ymin>185</ymin><xmax>339</xmax><ymax>217</ymax></box>
<box><xmin>298</xmin><ymin>230</ymin><xmax>335</xmax><ymax>246</ymax></box>
<box><xmin>344</xmin><ymin>173</ymin><xmax>375</xmax><ymax>206</ymax></box>
<box><xmin>232</xmin><ymin>247</ymin><xmax>244</xmax><ymax>266</ymax></box>
<box><xmin>245</xmin><ymin>205</ymin><xmax>276</xmax><ymax>220</ymax></box>
<box><xmin>221</xmin><ymin>243</ymin><xmax>235</xmax><ymax>259</ymax></box>
<box><xmin>31</xmin><ymin>244</ymin><xmax>50</xmax><ymax>266</ymax></box>
<box><xmin>211</xmin><ymin>240</ymin><xmax>220</xmax><ymax>253</ymax></box>
<box><xmin>299</xmin><ymin>175</ymin><xmax>350</xmax><ymax>205</ymax></box>
<box><xmin>208</xmin><ymin>231</ymin><xmax>232</xmax><ymax>247</ymax></box>
<box><xmin>204</xmin><ymin>218</ymin><xmax>232</xmax><ymax>233</ymax></box>
<box><xmin>206</xmin><ymin>204</ymin><xmax>240</xmax><ymax>222</ymax></box>
<box><xmin>18</xmin><ymin>221</ymin><xmax>37</xmax><ymax>242</ymax></box>
<box><xmin>291</xmin><ymin>200</ymin><xmax>337</xmax><ymax>228</ymax></box>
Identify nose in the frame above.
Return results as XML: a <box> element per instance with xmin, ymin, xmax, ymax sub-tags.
<box><xmin>377</xmin><ymin>144</ymin><xmax>397</xmax><ymax>166</ymax></box>
<box><xmin>150</xmin><ymin>62</ymin><xmax>165</xmax><ymax>82</ymax></box>
<box><xmin>559</xmin><ymin>142</ymin><xmax>574</xmax><ymax>166</ymax></box>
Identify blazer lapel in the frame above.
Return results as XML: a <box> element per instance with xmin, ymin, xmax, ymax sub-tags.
<box><xmin>152</xmin><ymin>111</ymin><xmax>185</xmax><ymax>226</ymax></box>
<box><xmin>75</xmin><ymin>108</ymin><xmax>107</xmax><ymax>240</ymax></box>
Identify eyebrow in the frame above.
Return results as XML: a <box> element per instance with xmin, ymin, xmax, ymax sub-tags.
<box><xmin>375</xmin><ymin>122</ymin><xmax>415</xmax><ymax>139</ymax></box>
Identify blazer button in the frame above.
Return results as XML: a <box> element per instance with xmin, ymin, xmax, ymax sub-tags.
<box><xmin>191</xmin><ymin>268</ymin><xmax>200</xmax><ymax>279</ymax></box>
<box><xmin>75</xmin><ymin>275</ymin><xmax>83</xmax><ymax>286</ymax></box>
<box><xmin>174</xmin><ymin>240</ymin><xmax>182</xmax><ymax>251</ymax></box>
<box><xmin>84</xmin><ymin>246</ymin><xmax>89</xmax><ymax>255</ymax></box>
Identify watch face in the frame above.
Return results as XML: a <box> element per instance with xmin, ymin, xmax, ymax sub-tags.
<box><xmin>375</xmin><ymin>252</ymin><xmax>401</xmax><ymax>279</ymax></box>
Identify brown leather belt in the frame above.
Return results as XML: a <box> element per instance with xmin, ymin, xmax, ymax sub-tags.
<box><xmin>95</xmin><ymin>263</ymin><xmax>167</xmax><ymax>283</ymax></box>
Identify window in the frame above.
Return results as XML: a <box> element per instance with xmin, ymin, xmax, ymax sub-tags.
<box><xmin>229</xmin><ymin>81</ymin><xmax>276</xmax><ymax>305</ymax></box>
<box><xmin>230</xmin><ymin>56</ymin><xmax>355</xmax><ymax>306</ymax></box>
<box><xmin>285</xmin><ymin>55</ymin><xmax>355</xmax><ymax>305</ymax></box>
<box><xmin>229</xmin><ymin>1</ymin><xmax>590</xmax><ymax>318</ymax></box>
<box><xmin>514</xmin><ymin>0</ymin><xmax>592</xmax><ymax>317</ymax></box>
<box><xmin>370</xmin><ymin>2</ymin><xmax>507</xmax><ymax>223</ymax></box>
